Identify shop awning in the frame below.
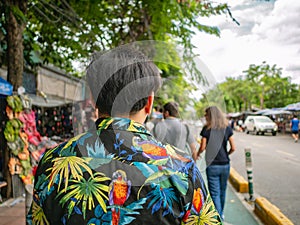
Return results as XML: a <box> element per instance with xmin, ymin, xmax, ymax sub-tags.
<box><xmin>28</xmin><ymin>94</ymin><xmax>71</xmax><ymax>107</ymax></box>
<box><xmin>262</xmin><ymin>109</ymin><xmax>292</xmax><ymax>115</ymax></box>
<box><xmin>0</xmin><ymin>77</ymin><xmax>13</xmax><ymax>96</ymax></box>
<box><xmin>283</xmin><ymin>102</ymin><xmax>300</xmax><ymax>111</ymax></box>
<box><xmin>227</xmin><ymin>112</ymin><xmax>242</xmax><ymax>118</ymax></box>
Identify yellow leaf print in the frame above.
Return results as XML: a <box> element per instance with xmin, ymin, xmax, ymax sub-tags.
<box><xmin>98</xmin><ymin>118</ymin><xmax>114</xmax><ymax>129</ymax></box>
<box><xmin>199</xmin><ymin>194</ymin><xmax>222</xmax><ymax>225</ymax></box>
<box><xmin>62</xmin><ymin>132</ymin><xmax>86</xmax><ymax>151</ymax></box>
<box><xmin>47</xmin><ymin>156</ymin><xmax>93</xmax><ymax>192</ymax></box>
<box><xmin>182</xmin><ymin>194</ymin><xmax>222</xmax><ymax>225</ymax></box>
<box><xmin>128</xmin><ymin>120</ymin><xmax>140</xmax><ymax>132</ymax></box>
<box><xmin>31</xmin><ymin>201</ymin><xmax>50</xmax><ymax>225</ymax></box>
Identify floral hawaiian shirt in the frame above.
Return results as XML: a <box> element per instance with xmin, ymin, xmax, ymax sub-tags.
<box><xmin>26</xmin><ymin>117</ymin><xmax>222</xmax><ymax>225</ymax></box>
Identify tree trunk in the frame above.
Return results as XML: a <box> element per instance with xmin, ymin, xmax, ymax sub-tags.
<box><xmin>5</xmin><ymin>0</ymin><xmax>27</xmax><ymax>91</ymax></box>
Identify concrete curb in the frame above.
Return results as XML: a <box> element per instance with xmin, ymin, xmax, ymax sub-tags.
<box><xmin>229</xmin><ymin>167</ymin><xmax>294</xmax><ymax>225</ymax></box>
<box><xmin>229</xmin><ymin>167</ymin><xmax>248</xmax><ymax>193</ymax></box>
<box><xmin>254</xmin><ymin>197</ymin><xmax>294</xmax><ymax>225</ymax></box>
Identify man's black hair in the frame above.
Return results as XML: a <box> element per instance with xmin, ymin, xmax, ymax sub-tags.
<box><xmin>86</xmin><ymin>46</ymin><xmax>161</xmax><ymax>116</ymax></box>
<box><xmin>163</xmin><ymin>101</ymin><xmax>179</xmax><ymax>117</ymax></box>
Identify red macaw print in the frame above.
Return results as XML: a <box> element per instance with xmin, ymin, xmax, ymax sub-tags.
<box><xmin>109</xmin><ymin>170</ymin><xmax>131</xmax><ymax>225</ymax></box>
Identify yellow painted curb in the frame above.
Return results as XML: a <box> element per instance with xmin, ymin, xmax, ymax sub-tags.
<box><xmin>254</xmin><ymin>197</ymin><xmax>294</xmax><ymax>225</ymax></box>
<box><xmin>229</xmin><ymin>167</ymin><xmax>248</xmax><ymax>193</ymax></box>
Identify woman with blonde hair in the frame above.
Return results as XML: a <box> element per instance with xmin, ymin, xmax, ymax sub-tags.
<box><xmin>195</xmin><ymin>106</ymin><xmax>236</xmax><ymax>220</ymax></box>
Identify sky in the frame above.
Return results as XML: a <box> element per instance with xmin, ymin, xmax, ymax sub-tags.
<box><xmin>192</xmin><ymin>0</ymin><xmax>300</xmax><ymax>85</ymax></box>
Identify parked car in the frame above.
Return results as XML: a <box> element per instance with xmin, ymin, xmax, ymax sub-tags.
<box><xmin>244</xmin><ymin>115</ymin><xmax>278</xmax><ymax>136</ymax></box>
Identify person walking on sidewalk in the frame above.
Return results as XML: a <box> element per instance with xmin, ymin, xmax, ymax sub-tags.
<box><xmin>153</xmin><ymin>101</ymin><xmax>197</xmax><ymax>157</ymax></box>
<box><xmin>290</xmin><ymin>115</ymin><xmax>299</xmax><ymax>142</ymax></box>
<box><xmin>27</xmin><ymin>46</ymin><xmax>223</xmax><ymax>225</ymax></box>
<box><xmin>196</xmin><ymin>106</ymin><xmax>236</xmax><ymax>220</ymax></box>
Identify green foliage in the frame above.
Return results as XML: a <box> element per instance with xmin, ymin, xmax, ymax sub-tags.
<box><xmin>194</xmin><ymin>62</ymin><xmax>300</xmax><ymax>116</ymax></box>
<box><xmin>156</xmin><ymin>73</ymin><xmax>196</xmax><ymax>118</ymax></box>
<box><xmin>2</xmin><ymin>0</ymin><xmax>231</xmax><ymax>73</ymax></box>
<box><xmin>242</xmin><ymin>61</ymin><xmax>299</xmax><ymax>109</ymax></box>
<box><xmin>1</xmin><ymin>0</ymin><xmax>234</xmax><ymax>114</ymax></box>
<box><xmin>194</xmin><ymin>85</ymin><xmax>227</xmax><ymax>118</ymax></box>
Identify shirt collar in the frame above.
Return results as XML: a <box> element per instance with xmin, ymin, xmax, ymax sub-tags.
<box><xmin>95</xmin><ymin>117</ymin><xmax>151</xmax><ymax>135</ymax></box>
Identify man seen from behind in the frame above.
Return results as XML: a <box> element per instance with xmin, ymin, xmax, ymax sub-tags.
<box><xmin>26</xmin><ymin>45</ymin><xmax>223</xmax><ymax>225</ymax></box>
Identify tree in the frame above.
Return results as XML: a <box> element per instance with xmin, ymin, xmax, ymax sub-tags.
<box><xmin>242</xmin><ymin>62</ymin><xmax>299</xmax><ymax>108</ymax></box>
<box><xmin>200</xmin><ymin>62</ymin><xmax>300</xmax><ymax>115</ymax></box>
<box><xmin>0</xmin><ymin>0</ymin><xmax>233</xmax><ymax>90</ymax></box>
<box><xmin>194</xmin><ymin>84</ymin><xmax>227</xmax><ymax>118</ymax></box>
<box><xmin>2</xmin><ymin>1</ymin><xmax>27</xmax><ymax>90</ymax></box>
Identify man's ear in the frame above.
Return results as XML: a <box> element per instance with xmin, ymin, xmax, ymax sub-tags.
<box><xmin>88</xmin><ymin>88</ymin><xmax>96</xmax><ymax>109</ymax></box>
<box><xmin>145</xmin><ymin>93</ymin><xmax>154</xmax><ymax>114</ymax></box>
<box><xmin>164</xmin><ymin>110</ymin><xmax>169</xmax><ymax>117</ymax></box>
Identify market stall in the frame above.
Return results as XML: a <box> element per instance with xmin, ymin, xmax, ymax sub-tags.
<box><xmin>2</xmin><ymin>93</ymin><xmax>58</xmax><ymax>208</ymax></box>
<box><xmin>0</xmin><ymin>78</ymin><xmax>13</xmax><ymax>200</ymax></box>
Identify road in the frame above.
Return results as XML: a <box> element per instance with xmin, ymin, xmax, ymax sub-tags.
<box><xmin>229</xmin><ymin>131</ymin><xmax>300</xmax><ymax>224</ymax></box>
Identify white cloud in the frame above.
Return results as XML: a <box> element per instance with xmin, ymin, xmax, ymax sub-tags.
<box><xmin>192</xmin><ymin>0</ymin><xmax>300</xmax><ymax>85</ymax></box>
<box><xmin>253</xmin><ymin>0</ymin><xmax>300</xmax><ymax>44</ymax></box>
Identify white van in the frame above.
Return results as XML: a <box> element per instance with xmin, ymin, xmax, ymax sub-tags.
<box><xmin>244</xmin><ymin>115</ymin><xmax>278</xmax><ymax>136</ymax></box>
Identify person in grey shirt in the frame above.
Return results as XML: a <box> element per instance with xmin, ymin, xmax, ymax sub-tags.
<box><xmin>153</xmin><ymin>101</ymin><xmax>197</xmax><ymax>158</ymax></box>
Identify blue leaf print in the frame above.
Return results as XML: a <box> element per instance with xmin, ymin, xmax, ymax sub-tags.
<box><xmin>105</xmin><ymin>198</ymin><xmax>146</xmax><ymax>225</ymax></box>
<box><xmin>26</xmin><ymin>214</ymin><xmax>33</xmax><ymax>225</ymax></box>
<box><xmin>148</xmin><ymin>195</ymin><xmax>161</xmax><ymax>209</ymax></box>
<box><xmin>127</xmin><ymin>155</ymin><xmax>133</xmax><ymax>161</ymax></box>
<box><xmin>132</xmin><ymin>162</ymin><xmax>157</xmax><ymax>177</ymax></box>
<box><xmin>163</xmin><ymin>208</ymin><xmax>171</xmax><ymax>217</ymax></box>
<box><xmin>130</xmin><ymin>146</ymin><xmax>138</xmax><ymax>153</ymax></box>
<box><xmin>152</xmin><ymin>200</ymin><xmax>162</xmax><ymax>214</ymax></box>
<box><xmin>121</xmin><ymin>216</ymin><xmax>136</xmax><ymax>224</ymax></box>
<box><xmin>126</xmin><ymin>198</ymin><xmax>147</xmax><ymax>211</ymax></box>
<box><xmin>78</xmin><ymin>132</ymin><xmax>93</xmax><ymax>146</ymax></box>
<box><xmin>101</xmin><ymin>211</ymin><xmax>111</xmax><ymax>222</ymax></box>
<box><xmin>87</xmin><ymin>139</ymin><xmax>108</xmax><ymax>158</ymax></box>
<box><xmin>170</xmin><ymin>173</ymin><xmax>188</xmax><ymax>195</ymax></box>
<box><xmin>120</xmin><ymin>150</ymin><xmax>127</xmax><ymax>155</ymax></box>
<box><xmin>74</xmin><ymin>206</ymin><xmax>82</xmax><ymax>215</ymax></box>
<box><xmin>116</xmin><ymin>133</ymin><xmax>120</xmax><ymax>139</ymax></box>
<box><xmin>62</xmin><ymin>214</ymin><xmax>67</xmax><ymax>225</ymax></box>
<box><xmin>147</xmin><ymin>184</ymin><xmax>179</xmax><ymax>216</ymax></box>
<box><xmin>35</xmin><ymin>174</ymin><xmax>54</xmax><ymax>204</ymax></box>
<box><xmin>89</xmin><ymin>204</ymin><xmax>112</xmax><ymax>225</ymax></box>
<box><xmin>114</xmin><ymin>118</ymin><xmax>131</xmax><ymax>129</ymax></box>
<box><xmin>85</xmin><ymin>158</ymin><xmax>112</xmax><ymax>170</ymax></box>
<box><xmin>87</xmin><ymin>218</ymin><xmax>100</xmax><ymax>225</ymax></box>
<box><xmin>94</xmin><ymin>205</ymin><xmax>103</xmax><ymax>218</ymax></box>
<box><xmin>35</xmin><ymin>174</ymin><xmax>47</xmax><ymax>188</ymax></box>
<box><xmin>60</xmin><ymin>144</ymin><xmax>77</xmax><ymax>157</ymax></box>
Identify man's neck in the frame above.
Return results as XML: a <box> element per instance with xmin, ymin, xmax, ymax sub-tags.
<box><xmin>98</xmin><ymin>111</ymin><xmax>147</xmax><ymax>124</ymax></box>
<box><xmin>129</xmin><ymin>111</ymin><xmax>147</xmax><ymax>124</ymax></box>
<box><xmin>165</xmin><ymin>116</ymin><xmax>178</xmax><ymax>120</ymax></box>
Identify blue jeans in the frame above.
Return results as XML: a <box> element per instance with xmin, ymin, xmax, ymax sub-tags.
<box><xmin>206</xmin><ymin>164</ymin><xmax>230</xmax><ymax>218</ymax></box>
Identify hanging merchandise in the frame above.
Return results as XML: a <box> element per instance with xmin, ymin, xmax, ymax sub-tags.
<box><xmin>4</xmin><ymin>94</ymin><xmax>58</xmax><ymax>185</ymax></box>
<box><xmin>19</xmin><ymin>110</ymin><xmax>42</xmax><ymax>146</ymax></box>
<box><xmin>6</xmin><ymin>95</ymin><xmax>23</xmax><ymax>114</ymax></box>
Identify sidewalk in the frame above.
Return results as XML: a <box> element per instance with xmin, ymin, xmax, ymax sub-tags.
<box><xmin>197</xmin><ymin>160</ymin><xmax>262</xmax><ymax>225</ymax></box>
<box><xmin>0</xmin><ymin>197</ymin><xmax>25</xmax><ymax>225</ymax></box>
<box><xmin>224</xmin><ymin>183</ymin><xmax>262</xmax><ymax>225</ymax></box>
